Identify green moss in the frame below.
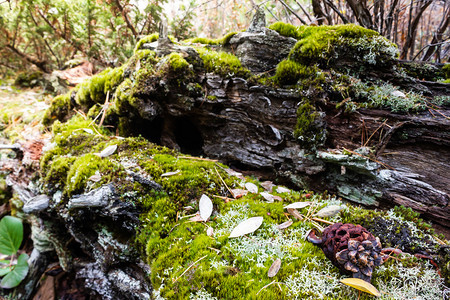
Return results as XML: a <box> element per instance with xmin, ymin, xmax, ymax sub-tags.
<box><xmin>42</xmin><ymin>92</ymin><xmax>73</xmax><ymax>126</ymax></box>
<box><xmin>273</xmin><ymin>60</ymin><xmax>322</xmax><ymax>86</ymax></box>
<box><xmin>268</xmin><ymin>22</ymin><xmax>300</xmax><ymax>39</ymax></box>
<box><xmin>443</xmin><ymin>63</ymin><xmax>450</xmax><ymax>79</ymax></box>
<box><xmin>293</xmin><ymin>100</ymin><xmax>325</xmax><ymax>150</ymax></box>
<box><xmin>75</xmin><ymin>67</ymin><xmax>124</xmax><ymax>107</ymax></box>
<box><xmin>186</xmin><ymin>32</ymin><xmax>237</xmax><ymax>46</ymax></box>
<box><xmin>65</xmin><ymin>153</ymin><xmax>116</xmax><ymax>195</ymax></box>
<box><xmin>167</xmin><ymin>52</ymin><xmax>190</xmax><ymax>73</ymax></box>
<box><xmin>283</xmin><ymin>23</ymin><xmax>398</xmax><ymax>68</ymax></box>
<box><xmin>196</xmin><ymin>48</ymin><xmax>251</xmax><ymax>78</ymax></box>
<box><xmin>134</xmin><ymin>33</ymin><xmax>159</xmax><ymax>52</ymax></box>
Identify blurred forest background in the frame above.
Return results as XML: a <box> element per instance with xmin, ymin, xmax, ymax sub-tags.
<box><xmin>0</xmin><ymin>0</ymin><xmax>448</xmax><ymax>79</ymax></box>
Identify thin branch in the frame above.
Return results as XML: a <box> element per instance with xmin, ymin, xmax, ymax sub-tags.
<box><xmin>278</xmin><ymin>0</ymin><xmax>308</xmax><ymax>24</ymax></box>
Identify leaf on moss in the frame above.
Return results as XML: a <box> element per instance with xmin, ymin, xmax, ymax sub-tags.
<box><xmin>276</xmin><ymin>186</ymin><xmax>291</xmax><ymax>193</ymax></box>
<box><xmin>277</xmin><ymin>220</ymin><xmax>293</xmax><ymax>230</ymax></box>
<box><xmin>340</xmin><ymin>278</ymin><xmax>381</xmax><ymax>297</ymax></box>
<box><xmin>268</xmin><ymin>258</ymin><xmax>281</xmax><ymax>278</ymax></box>
<box><xmin>260</xmin><ymin>192</ymin><xmax>275</xmax><ymax>203</ymax></box>
<box><xmin>245</xmin><ymin>182</ymin><xmax>258</xmax><ymax>194</ymax></box>
<box><xmin>261</xmin><ymin>181</ymin><xmax>274</xmax><ymax>192</ymax></box>
<box><xmin>89</xmin><ymin>171</ymin><xmax>102</xmax><ymax>182</ymax></box>
<box><xmin>95</xmin><ymin>144</ymin><xmax>117</xmax><ymax>158</ymax></box>
<box><xmin>82</xmin><ymin>128</ymin><xmax>93</xmax><ymax>134</ymax></box>
<box><xmin>225</xmin><ymin>168</ymin><xmax>244</xmax><ymax>179</ymax></box>
<box><xmin>161</xmin><ymin>170</ymin><xmax>181</xmax><ymax>177</ymax></box>
<box><xmin>189</xmin><ymin>214</ymin><xmax>203</xmax><ymax>222</ymax></box>
<box><xmin>315</xmin><ymin>205</ymin><xmax>342</xmax><ymax>217</ymax></box>
<box><xmin>284</xmin><ymin>202</ymin><xmax>311</xmax><ymax>209</ymax></box>
<box><xmin>229</xmin><ymin>217</ymin><xmax>263</xmax><ymax>238</ymax></box>
<box><xmin>199</xmin><ymin>194</ymin><xmax>213</xmax><ymax>221</ymax></box>
<box><xmin>231</xmin><ymin>189</ymin><xmax>248</xmax><ymax>199</ymax></box>
<box><xmin>206</xmin><ymin>227</ymin><xmax>214</xmax><ymax>236</ymax></box>
<box><xmin>287</xmin><ymin>208</ymin><xmax>302</xmax><ymax>220</ymax></box>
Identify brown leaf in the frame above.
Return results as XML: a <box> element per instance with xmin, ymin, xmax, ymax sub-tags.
<box><xmin>277</xmin><ymin>220</ymin><xmax>293</xmax><ymax>230</ymax></box>
<box><xmin>287</xmin><ymin>208</ymin><xmax>302</xmax><ymax>220</ymax></box>
<box><xmin>268</xmin><ymin>258</ymin><xmax>281</xmax><ymax>278</ymax></box>
<box><xmin>245</xmin><ymin>182</ymin><xmax>258</xmax><ymax>194</ymax></box>
<box><xmin>260</xmin><ymin>181</ymin><xmax>274</xmax><ymax>192</ymax></box>
<box><xmin>231</xmin><ymin>189</ymin><xmax>248</xmax><ymax>199</ymax></box>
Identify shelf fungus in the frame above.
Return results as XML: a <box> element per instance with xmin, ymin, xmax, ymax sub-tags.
<box><xmin>307</xmin><ymin>223</ymin><xmax>382</xmax><ymax>282</ymax></box>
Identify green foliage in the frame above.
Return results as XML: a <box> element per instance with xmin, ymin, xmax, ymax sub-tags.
<box><xmin>0</xmin><ymin>216</ymin><xmax>23</xmax><ymax>256</ymax></box>
<box><xmin>196</xmin><ymin>48</ymin><xmax>251</xmax><ymax>77</ymax></box>
<box><xmin>13</xmin><ymin>71</ymin><xmax>43</xmax><ymax>88</ymax></box>
<box><xmin>0</xmin><ymin>216</ymin><xmax>28</xmax><ymax>289</ymax></box>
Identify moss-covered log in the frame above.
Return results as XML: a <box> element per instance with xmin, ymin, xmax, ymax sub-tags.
<box><xmin>3</xmin><ymin>10</ymin><xmax>449</xmax><ymax>299</ymax></box>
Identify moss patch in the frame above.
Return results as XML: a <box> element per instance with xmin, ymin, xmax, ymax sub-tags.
<box><xmin>185</xmin><ymin>32</ymin><xmax>237</xmax><ymax>46</ymax></box>
<box><xmin>272</xmin><ymin>23</ymin><xmax>398</xmax><ymax>69</ymax></box>
<box><xmin>196</xmin><ymin>48</ymin><xmax>251</xmax><ymax>78</ymax></box>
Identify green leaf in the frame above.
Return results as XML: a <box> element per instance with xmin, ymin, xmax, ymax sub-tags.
<box><xmin>0</xmin><ymin>253</ymin><xmax>29</xmax><ymax>289</ymax></box>
<box><xmin>0</xmin><ymin>216</ymin><xmax>23</xmax><ymax>256</ymax></box>
<box><xmin>0</xmin><ymin>266</ymin><xmax>11</xmax><ymax>276</ymax></box>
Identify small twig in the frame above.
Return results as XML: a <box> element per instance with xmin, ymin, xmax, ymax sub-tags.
<box><xmin>98</xmin><ymin>90</ymin><xmax>110</xmax><ymax>127</ymax></box>
<box><xmin>363</xmin><ymin>120</ymin><xmax>387</xmax><ymax>147</ymax></box>
<box><xmin>178</xmin><ymin>156</ymin><xmax>218</xmax><ymax>162</ymax></box>
<box><xmin>257</xmin><ymin>280</ymin><xmax>276</xmax><ymax>295</ymax></box>
<box><xmin>343</xmin><ymin>147</ymin><xmax>395</xmax><ymax>170</ymax></box>
<box><xmin>212</xmin><ymin>195</ymin><xmax>234</xmax><ymax>202</ymax></box>
<box><xmin>214</xmin><ymin>166</ymin><xmax>234</xmax><ymax>198</ymax></box>
<box><xmin>173</xmin><ymin>255</ymin><xmax>207</xmax><ymax>283</ymax></box>
<box><xmin>311</xmin><ymin>217</ymin><xmax>334</xmax><ymax>225</ymax></box>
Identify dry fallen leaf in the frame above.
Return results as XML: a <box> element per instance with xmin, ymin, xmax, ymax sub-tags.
<box><xmin>276</xmin><ymin>186</ymin><xmax>291</xmax><ymax>193</ymax></box>
<box><xmin>82</xmin><ymin>128</ymin><xmax>94</xmax><ymax>134</ymax></box>
<box><xmin>268</xmin><ymin>258</ymin><xmax>281</xmax><ymax>278</ymax></box>
<box><xmin>206</xmin><ymin>227</ymin><xmax>214</xmax><ymax>236</ymax></box>
<box><xmin>340</xmin><ymin>278</ymin><xmax>381</xmax><ymax>297</ymax></box>
<box><xmin>276</xmin><ymin>220</ymin><xmax>293</xmax><ymax>230</ymax></box>
<box><xmin>189</xmin><ymin>214</ymin><xmax>203</xmax><ymax>222</ymax></box>
<box><xmin>95</xmin><ymin>144</ymin><xmax>117</xmax><ymax>158</ymax></box>
<box><xmin>231</xmin><ymin>189</ymin><xmax>248</xmax><ymax>199</ymax></box>
<box><xmin>287</xmin><ymin>208</ymin><xmax>302</xmax><ymax>220</ymax></box>
<box><xmin>261</xmin><ymin>181</ymin><xmax>274</xmax><ymax>192</ymax></box>
<box><xmin>245</xmin><ymin>182</ymin><xmax>258</xmax><ymax>194</ymax></box>
<box><xmin>229</xmin><ymin>217</ymin><xmax>263</xmax><ymax>238</ymax></box>
<box><xmin>225</xmin><ymin>168</ymin><xmax>244</xmax><ymax>178</ymax></box>
<box><xmin>284</xmin><ymin>202</ymin><xmax>311</xmax><ymax>210</ymax></box>
<box><xmin>315</xmin><ymin>205</ymin><xmax>342</xmax><ymax>218</ymax></box>
<box><xmin>161</xmin><ymin>170</ymin><xmax>181</xmax><ymax>177</ymax></box>
<box><xmin>260</xmin><ymin>192</ymin><xmax>275</xmax><ymax>203</ymax></box>
<box><xmin>199</xmin><ymin>194</ymin><xmax>213</xmax><ymax>221</ymax></box>
<box><xmin>272</xmin><ymin>195</ymin><xmax>283</xmax><ymax>201</ymax></box>
<box><xmin>88</xmin><ymin>172</ymin><xmax>102</xmax><ymax>182</ymax></box>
